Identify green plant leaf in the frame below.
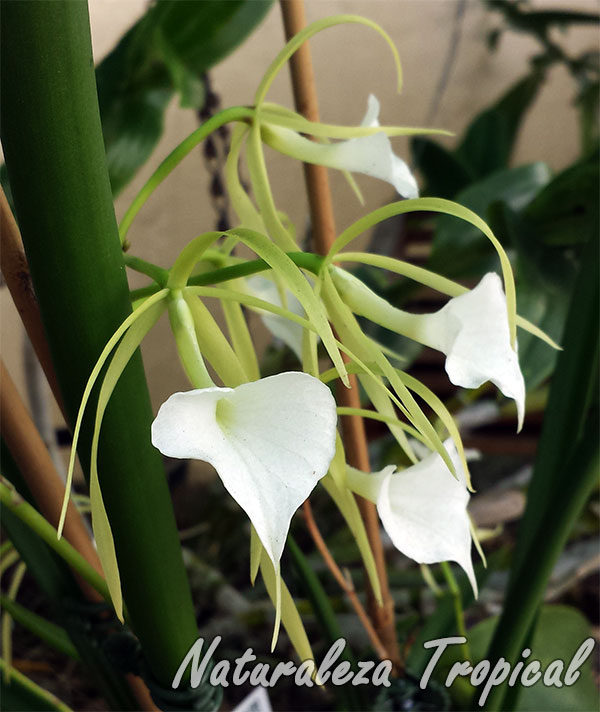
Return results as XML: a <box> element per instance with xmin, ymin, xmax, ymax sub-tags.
<box><xmin>523</xmin><ymin>149</ymin><xmax>599</xmax><ymax>246</ymax></box>
<box><xmin>487</xmin><ymin>202</ymin><xmax>577</xmax><ymax>390</ymax></box>
<box><xmin>0</xmin><ymin>596</ymin><xmax>79</xmax><ymax>661</ymax></box>
<box><xmin>482</xmin><ymin>230</ymin><xmax>599</xmax><ymax>710</ymax></box>
<box><xmin>96</xmin><ymin>0</ymin><xmax>272</xmax><ymax>195</ymax></box>
<box><xmin>1</xmin><ymin>0</ymin><xmax>199</xmax><ymax>684</ymax></box>
<box><xmin>435</xmin><ymin>606</ymin><xmax>597</xmax><ymax>711</ymax></box>
<box><xmin>157</xmin><ymin>1</ymin><xmax>272</xmax><ymax>90</ymax></box>
<box><xmin>487</xmin><ymin>1</ymin><xmax>600</xmax><ymax>38</ymax></box>
<box><xmin>429</xmin><ymin>162</ymin><xmax>551</xmax><ymax>279</ymax></box>
<box><xmin>576</xmin><ymin>80</ymin><xmax>599</xmax><ymax>155</ymax></box>
<box><xmin>410</xmin><ymin>137</ymin><xmax>474</xmax><ymax>199</ymax></box>
<box><xmin>456</xmin><ymin>72</ymin><xmax>544</xmax><ymax>179</ymax></box>
<box><xmin>0</xmin><ymin>659</ymin><xmax>73</xmax><ymax>712</ymax></box>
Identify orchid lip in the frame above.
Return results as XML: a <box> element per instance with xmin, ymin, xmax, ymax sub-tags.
<box><xmin>261</xmin><ymin>94</ymin><xmax>419</xmax><ymax>199</ymax></box>
<box><xmin>151</xmin><ymin>372</ymin><xmax>337</xmax><ymax>567</ymax></box>
<box><xmin>347</xmin><ymin>439</ymin><xmax>478</xmax><ymax>597</ymax></box>
<box><xmin>331</xmin><ymin>268</ymin><xmax>525</xmax><ymax>429</ymax></box>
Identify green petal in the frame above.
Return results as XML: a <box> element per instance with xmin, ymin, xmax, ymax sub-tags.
<box><xmin>59</xmin><ymin>290</ymin><xmax>169</xmax><ymax>539</ymax></box>
<box><xmin>222</xmin><ymin>299</ymin><xmax>261</xmax><ymax>382</ymax></box>
<box><xmin>325</xmin><ymin>198</ymin><xmax>518</xmax><ymax>347</ymax></box>
<box><xmin>250</xmin><ymin>525</ymin><xmax>261</xmax><ymax>585</ymax></box>
<box><xmin>183</xmin><ymin>291</ymin><xmax>247</xmax><ymax>386</ymax></box>
<box><xmin>394</xmin><ymin>370</ymin><xmax>471</xmax><ymax>490</ymax></box>
<box><xmin>168</xmin><ymin>294</ymin><xmax>214</xmax><ymax>388</ymax></box>
<box><xmin>259</xmin><ymin>546</ymin><xmax>314</xmax><ymax>662</ymax></box>
<box><xmin>245</xmin><ymin>120</ymin><xmax>297</xmax><ymax>251</ymax></box>
<box><xmin>321</xmin><ymin>474</ymin><xmax>382</xmax><ymax>605</ymax></box>
<box><xmin>254</xmin><ymin>15</ymin><xmax>402</xmax><ymax>105</ymax></box>
<box><xmin>225</xmin><ymin>124</ymin><xmax>266</xmax><ymax>233</ymax></box>
<box><xmin>89</xmin><ymin>300</ymin><xmax>167</xmax><ymax>621</ymax></box>
<box><xmin>261</xmin><ymin>108</ymin><xmax>452</xmax><ymax>139</ymax></box>
<box><xmin>229</xmin><ymin>228</ymin><xmax>348</xmax><ymax>386</ymax></box>
<box><xmin>321</xmin><ymin>271</ymin><xmax>455</xmax><ymax>474</ymax></box>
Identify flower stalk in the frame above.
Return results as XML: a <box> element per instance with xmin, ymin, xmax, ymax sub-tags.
<box><xmin>279</xmin><ymin>0</ymin><xmax>401</xmax><ymax>669</ymax></box>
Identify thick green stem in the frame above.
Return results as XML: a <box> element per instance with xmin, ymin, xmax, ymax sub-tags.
<box><xmin>1</xmin><ymin>0</ymin><xmax>198</xmax><ymax>684</ymax></box>
<box><xmin>123</xmin><ymin>254</ymin><xmax>169</xmax><ymax>286</ymax></box>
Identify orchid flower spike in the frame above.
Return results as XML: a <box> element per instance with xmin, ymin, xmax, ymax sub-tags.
<box><xmin>261</xmin><ymin>95</ymin><xmax>419</xmax><ymax>199</ymax></box>
<box><xmin>347</xmin><ymin>439</ymin><xmax>477</xmax><ymax>597</ymax></box>
<box><xmin>151</xmin><ymin>372</ymin><xmax>337</xmax><ymax>568</ymax></box>
<box><xmin>332</xmin><ymin>268</ymin><xmax>525</xmax><ymax>430</ymax></box>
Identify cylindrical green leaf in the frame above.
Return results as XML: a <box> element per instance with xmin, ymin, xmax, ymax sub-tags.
<box><xmin>1</xmin><ymin>0</ymin><xmax>197</xmax><ymax>684</ymax></box>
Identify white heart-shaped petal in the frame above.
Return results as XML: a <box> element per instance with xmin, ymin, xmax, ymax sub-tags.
<box><xmin>376</xmin><ymin>439</ymin><xmax>477</xmax><ymax>597</ymax></box>
<box><xmin>245</xmin><ymin>276</ymin><xmax>305</xmax><ymax>360</ymax></box>
<box><xmin>151</xmin><ymin>372</ymin><xmax>337</xmax><ymax>566</ymax></box>
<box><xmin>421</xmin><ymin>273</ymin><xmax>525</xmax><ymax>430</ymax></box>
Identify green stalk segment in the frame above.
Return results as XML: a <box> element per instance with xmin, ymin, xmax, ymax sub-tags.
<box><xmin>1</xmin><ymin>0</ymin><xmax>198</xmax><ymax>685</ymax></box>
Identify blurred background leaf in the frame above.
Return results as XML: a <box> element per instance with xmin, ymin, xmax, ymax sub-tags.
<box><xmin>430</xmin><ymin>605</ymin><xmax>598</xmax><ymax>711</ymax></box>
<box><xmin>97</xmin><ymin>0</ymin><xmax>272</xmax><ymax>195</ymax></box>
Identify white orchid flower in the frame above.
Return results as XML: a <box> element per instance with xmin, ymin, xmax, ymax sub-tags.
<box><xmin>332</xmin><ymin>269</ymin><xmax>525</xmax><ymax>430</ymax></box>
<box><xmin>151</xmin><ymin>372</ymin><xmax>337</xmax><ymax>567</ymax></box>
<box><xmin>262</xmin><ymin>95</ymin><xmax>419</xmax><ymax>199</ymax></box>
<box><xmin>347</xmin><ymin>439</ymin><xmax>477</xmax><ymax>596</ymax></box>
<box><xmin>243</xmin><ymin>275</ymin><xmax>306</xmax><ymax>360</ymax></box>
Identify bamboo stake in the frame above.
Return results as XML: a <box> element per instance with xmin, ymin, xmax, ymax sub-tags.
<box><xmin>279</xmin><ymin>0</ymin><xmax>401</xmax><ymax>667</ymax></box>
<box><xmin>0</xmin><ymin>189</ymin><xmax>64</xmax><ymax>415</ymax></box>
<box><xmin>0</xmin><ymin>361</ymin><xmax>102</xmax><ymax>599</ymax></box>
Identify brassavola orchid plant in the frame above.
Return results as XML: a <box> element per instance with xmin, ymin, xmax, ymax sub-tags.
<box><xmin>59</xmin><ymin>14</ymin><xmax>559</xmax><ymax>666</ymax></box>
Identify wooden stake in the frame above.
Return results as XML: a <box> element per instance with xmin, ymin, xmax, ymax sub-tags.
<box><xmin>279</xmin><ymin>0</ymin><xmax>401</xmax><ymax>667</ymax></box>
<box><xmin>0</xmin><ymin>361</ymin><xmax>102</xmax><ymax>596</ymax></box>
<box><xmin>0</xmin><ymin>189</ymin><xmax>64</xmax><ymax>415</ymax></box>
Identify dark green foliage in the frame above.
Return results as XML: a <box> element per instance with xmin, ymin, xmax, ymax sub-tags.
<box><xmin>412</xmin><ymin>72</ymin><xmax>545</xmax><ymax>198</ymax></box>
<box><xmin>482</xmin><ymin>231</ymin><xmax>599</xmax><ymax>710</ymax></box>
<box><xmin>96</xmin><ymin>0</ymin><xmax>272</xmax><ymax>194</ymax></box>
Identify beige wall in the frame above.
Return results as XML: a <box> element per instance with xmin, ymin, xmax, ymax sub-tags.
<box><xmin>2</xmin><ymin>0</ymin><xmax>598</xmax><ymax>425</ymax></box>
